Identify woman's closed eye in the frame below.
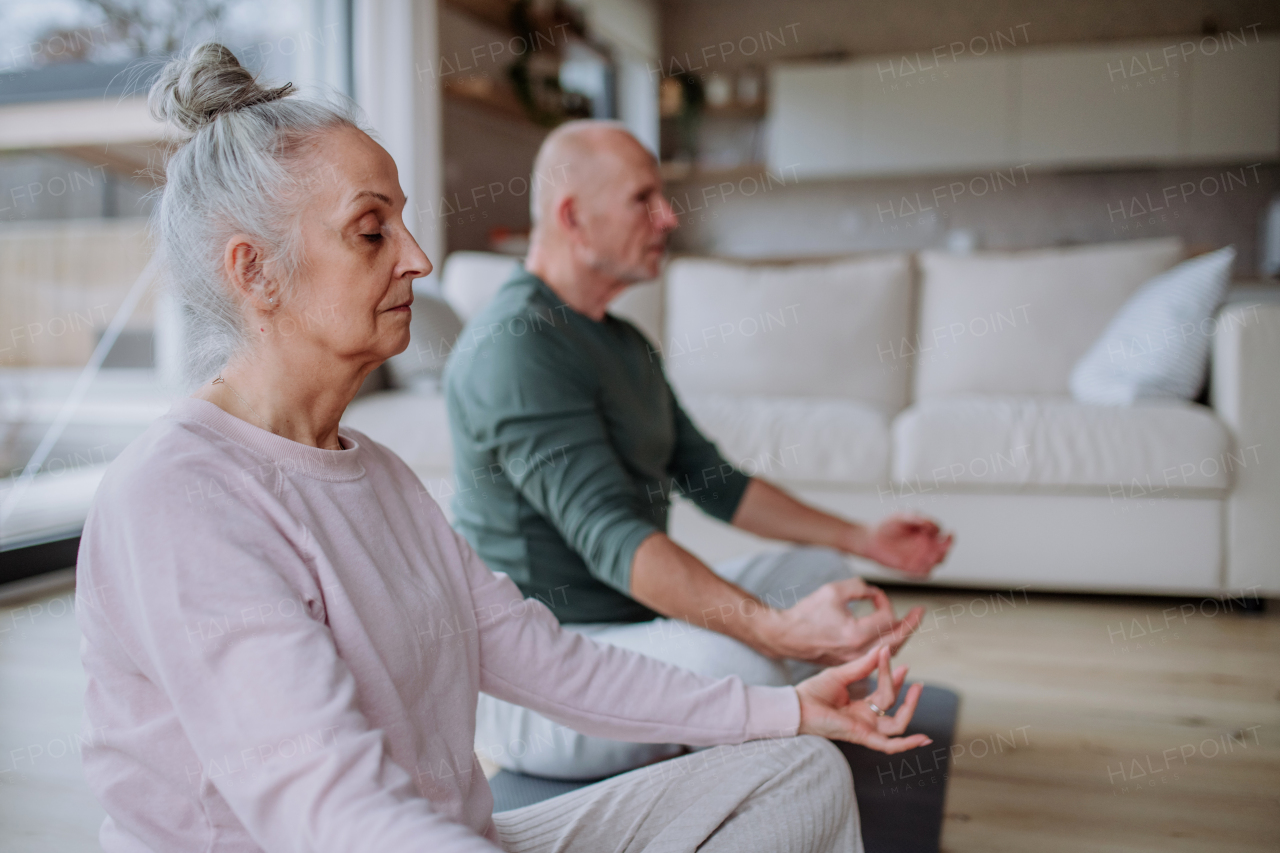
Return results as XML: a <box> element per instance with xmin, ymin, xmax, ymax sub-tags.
<box><xmin>354</xmin><ymin>210</ymin><xmax>385</xmax><ymax>244</ymax></box>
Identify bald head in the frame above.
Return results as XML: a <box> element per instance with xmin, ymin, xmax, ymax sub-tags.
<box><xmin>529</xmin><ymin>119</ymin><xmax>650</xmax><ymax>226</ymax></box>
<box><xmin>523</xmin><ymin>119</ymin><xmax>678</xmax><ymax>315</ymax></box>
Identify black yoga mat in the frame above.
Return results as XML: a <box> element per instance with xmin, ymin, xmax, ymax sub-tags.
<box><xmin>490</xmin><ymin>684</ymin><xmax>960</xmax><ymax>853</ymax></box>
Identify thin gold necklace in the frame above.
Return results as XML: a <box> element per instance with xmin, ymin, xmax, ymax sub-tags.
<box><xmin>212</xmin><ymin>375</ymin><xmax>270</xmax><ymax>432</ymax></box>
<box><xmin>211</xmin><ymin>376</ymin><xmax>343</xmax><ymax>451</ymax></box>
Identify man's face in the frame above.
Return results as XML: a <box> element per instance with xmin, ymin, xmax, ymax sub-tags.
<box><xmin>573</xmin><ymin>135</ymin><xmax>679</xmax><ymax>284</ymax></box>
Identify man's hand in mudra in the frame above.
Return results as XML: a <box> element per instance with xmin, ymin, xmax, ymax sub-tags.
<box><xmin>761</xmin><ymin>578</ymin><xmax>923</xmax><ymax>666</ymax></box>
<box><xmin>796</xmin><ymin>646</ymin><xmax>931</xmax><ymax>754</ymax></box>
<box><xmin>851</xmin><ymin>513</ymin><xmax>953</xmax><ymax>577</ymax></box>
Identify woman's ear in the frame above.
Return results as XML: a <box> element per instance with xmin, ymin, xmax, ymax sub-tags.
<box><xmin>223</xmin><ymin>235</ymin><xmax>276</xmax><ymax>308</ymax></box>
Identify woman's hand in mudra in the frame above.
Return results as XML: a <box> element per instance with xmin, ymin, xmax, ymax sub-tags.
<box><xmin>795</xmin><ymin>646</ymin><xmax>931</xmax><ymax>754</ymax></box>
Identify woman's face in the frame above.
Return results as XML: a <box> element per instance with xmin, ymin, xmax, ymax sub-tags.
<box><xmin>269</xmin><ymin>125</ymin><xmax>431</xmax><ymax>368</ymax></box>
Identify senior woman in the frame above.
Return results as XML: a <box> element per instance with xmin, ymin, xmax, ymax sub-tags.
<box><xmin>76</xmin><ymin>43</ymin><xmax>930</xmax><ymax>853</ymax></box>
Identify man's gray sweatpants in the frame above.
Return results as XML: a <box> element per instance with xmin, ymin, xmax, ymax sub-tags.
<box><xmin>475</xmin><ymin>546</ymin><xmax>856</xmax><ymax>780</ymax></box>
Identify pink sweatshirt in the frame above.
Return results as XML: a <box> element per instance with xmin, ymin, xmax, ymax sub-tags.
<box><xmin>75</xmin><ymin>398</ymin><xmax>800</xmax><ymax>853</ymax></box>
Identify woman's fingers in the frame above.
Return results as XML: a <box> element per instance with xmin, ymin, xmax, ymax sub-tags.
<box><xmin>859</xmin><ymin>731</ymin><xmax>933</xmax><ymax>754</ymax></box>
<box><xmin>824</xmin><ymin>646</ymin><xmax>884</xmax><ymax>689</ymax></box>
<box><xmin>818</xmin><ymin>645</ymin><xmax>931</xmax><ymax>754</ymax></box>
<box><xmin>865</xmin><ymin>649</ymin><xmax>913</xmax><ymax>708</ymax></box>
<box><xmin>799</xmin><ymin>646</ymin><xmax>931</xmax><ymax>753</ymax></box>
<box><xmin>878</xmin><ymin>682</ymin><xmax>923</xmax><ymax>736</ymax></box>
<box><xmin>869</xmin><ymin>647</ymin><xmax>895</xmax><ymax>707</ymax></box>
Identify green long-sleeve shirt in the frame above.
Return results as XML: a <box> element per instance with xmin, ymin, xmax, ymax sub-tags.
<box><xmin>443</xmin><ymin>269</ymin><xmax>751</xmax><ymax>623</ymax></box>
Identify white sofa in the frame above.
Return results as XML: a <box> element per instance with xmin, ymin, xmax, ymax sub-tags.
<box><xmin>343</xmin><ymin>239</ymin><xmax>1280</xmax><ymax>597</ymax></box>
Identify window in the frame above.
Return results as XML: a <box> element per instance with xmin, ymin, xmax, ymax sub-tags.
<box><xmin>0</xmin><ymin>0</ymin><xmax>352</xmax><ymax>568</ymax></box>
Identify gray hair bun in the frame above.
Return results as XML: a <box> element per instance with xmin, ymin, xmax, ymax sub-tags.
<box><xmin>146</xmin><ymin>41</ymin><xmax>362</xmax><ymax>385</ymax></box>
<box><xmin>149</xmin><ymin>42</ymin><xmax>294</xmax><ymax>133</ymax></box>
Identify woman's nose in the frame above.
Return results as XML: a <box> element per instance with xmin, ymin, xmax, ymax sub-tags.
<box><xmin>399</xmin><ymin>231</ymin><xmax>432</xmax><ymax>279</ymax></box>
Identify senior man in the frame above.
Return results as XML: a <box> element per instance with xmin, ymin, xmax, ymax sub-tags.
<box><xmin>444</xmin><ymin>120</ymin><xmax>952</xmax><ymax>780</ymax></box>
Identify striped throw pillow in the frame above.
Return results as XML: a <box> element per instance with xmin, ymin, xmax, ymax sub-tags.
<box><xmin>1069</xmin><ymin>246</ymin><xmax>1236</xmax><ymax>405</ymax></box>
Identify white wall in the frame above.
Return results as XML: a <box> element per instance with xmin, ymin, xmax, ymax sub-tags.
<box><xmin>354</xmin><ymin>0</ymin><xmax>445</xmax><ymax>271</ymax></box>
<box><xmin>578</xmin><ymin>0</ymin><xmax>661</xmax><ymax>153</ymax></box>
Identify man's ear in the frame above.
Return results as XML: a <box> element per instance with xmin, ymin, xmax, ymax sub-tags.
<box><xmin>223</xmin><ymin>235</ymin><xmax>275</xmax><ymax>308</ymax></box>
<box><xmin>554</xmin><ymin>194</ymin><xmax>579</xmax><ymax>234</ymax></box>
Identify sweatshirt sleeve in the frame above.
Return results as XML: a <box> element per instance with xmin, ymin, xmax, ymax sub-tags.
<box><xmin>455</xmin><ymin>527</ymin><xmax>800</xmax><ymax>745</ymax></box>
<box><xmin>79</xmin><ymin>462</ymin><xmax>501</xmax><ymax>853</ymax></box>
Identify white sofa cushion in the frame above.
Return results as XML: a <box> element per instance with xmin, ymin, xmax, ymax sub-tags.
<box><xmin>341</xmin><ymin>389</ymin><xmax>454</xmax><ymax>475</ymax></box>
<box><xmin>682</xmin><ymin>394</ymin><xmax>889</xmax><ymax>485</ymax></box>
<box><xmin>892</xmin><ymin>395</ymin><xmax>1232</xmax><ymax>491</ymax></box>
<box><xmin>385</xmin><ymin>289</ymin><xmax>464</xmax><ymax>387</ymax></box>
<box><xmin>608</xmin><ymin>279</ymin><xmax>664</xmax><ymax>346</ymax></box>
<box><xmin>663</xmin><ymin>254</ymin><xmax>913</xmax><ymax>413</ymax></box>
<box><xmin>914</xmin><ymin>238</ymin><xmax>1184</xmax><ymax>398</ymax></box>
<box><xmin>440</xmin><ymin>251</ymin><xmax>521</xmax><ymax>322</ymax></box>
<box><xmin>440</xmin><ymin>251</ymin><xmax>663</xmax><ymax>344</ymax></box>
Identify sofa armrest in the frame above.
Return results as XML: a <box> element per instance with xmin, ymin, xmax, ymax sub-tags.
<box><xmin>1211</xmin><ymin>301</ymin><xmax>1280</xmax><ymax>595</ymax></box>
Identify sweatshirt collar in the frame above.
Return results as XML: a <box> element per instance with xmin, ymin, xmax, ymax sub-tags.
<box><xmin>171</xmin><ymin>397</ymin><xmax>366</xmax><ymax>482</ymax></box>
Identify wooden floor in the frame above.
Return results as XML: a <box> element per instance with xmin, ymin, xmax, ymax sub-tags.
<box><xmin>2</xmin><ymin>575</ymin><xmax>1277</xmax><ymax>852</ymax></box>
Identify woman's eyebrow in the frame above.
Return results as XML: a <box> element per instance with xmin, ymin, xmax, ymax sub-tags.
<box><xmin>351</xmin><ymin>190</ymin><xmax>392</xmax><ymax>205</ymax></box>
